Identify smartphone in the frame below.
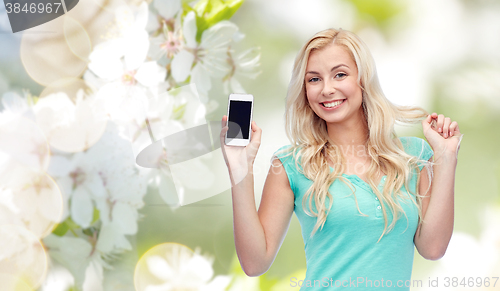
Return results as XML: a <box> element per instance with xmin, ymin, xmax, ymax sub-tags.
<box><xmin>225</xmin><ymin>93</ymin><xmax>254</xmax><ymax>146</ymax></box>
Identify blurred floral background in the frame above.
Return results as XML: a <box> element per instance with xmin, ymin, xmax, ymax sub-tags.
<box><xmin>0</xmin><ymin>0</ymin><xmax>499</xmax><ymax>290</ymax></box>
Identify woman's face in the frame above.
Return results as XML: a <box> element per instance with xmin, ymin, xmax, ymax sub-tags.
<box><xmin>304</xmin><ymin>44</ymin><xmax>363</xmax><ymax>125</ymax></box>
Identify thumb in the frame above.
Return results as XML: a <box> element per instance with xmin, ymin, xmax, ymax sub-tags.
<box><xmin>250</xmin><ymin>120</ymin><xmax>262</xmax><ymax>144</ymax></box>
<box><xmin>220</xmin><ymin>116</ymin><xmax>229</xmax><ymax>144</ymax></box>
<box><xmin>422</xmin><ymin>114</ymin><xmax>432</xmax><ymax>132</ymax></box>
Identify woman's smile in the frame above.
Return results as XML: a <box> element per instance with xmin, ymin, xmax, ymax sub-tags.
<box><xmin>320</xmin><ymin>99</ymin><xmax>346</xmax><ymax>110</ymax></box>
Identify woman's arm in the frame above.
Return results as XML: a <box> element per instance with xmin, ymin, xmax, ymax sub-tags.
<box><xmin>232</xmin><ymin>158</ymin><xmax>295</xmax><ymax>276</ymax></box>
<box><xmin>414</xmin><ymin>154</ymin><xmax>457</xmax><ymax>260</ymax></box>
<box><xmin>220</xmin><ymin>115</ymin><xmax>295</xmax><ymax>276</ymax></box>
<box><xmin>415</xmin><ymin>113</ymin><xmax>462</xmax><ymax>260</ymax></box>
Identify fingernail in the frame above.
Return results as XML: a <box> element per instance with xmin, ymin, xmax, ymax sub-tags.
<box><xmin>439</xmin><ymin>128</ymin><xmax>442</xmax><ymax>132</ymax></box>
<box><xmin>444</xmin><ymin>133</ymin><xmax>447</xmax><ymax>138</ymax></box>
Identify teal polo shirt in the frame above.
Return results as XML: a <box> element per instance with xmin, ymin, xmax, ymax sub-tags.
<box><xmin>274</xmin><ymin>137</ymin><xmax>433</xmax><ymax>290</ymax></box>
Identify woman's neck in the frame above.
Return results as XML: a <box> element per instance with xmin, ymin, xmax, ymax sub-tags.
<box><xmin>326</xmin><ymin>108</ymin><xmax>369</xmax><ymax>158</ymax></box>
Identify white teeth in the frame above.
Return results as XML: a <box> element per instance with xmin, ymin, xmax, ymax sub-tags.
<box><xmin>323</xmin><ymin>100</ymin><xmax>344</xmax><ymax>108</ymax></box>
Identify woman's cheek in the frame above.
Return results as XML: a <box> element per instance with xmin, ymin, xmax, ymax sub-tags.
<box><xmin>306</xmin><ymin>87</ymin><xmax>320</xmax><ymax>100</ymax></box>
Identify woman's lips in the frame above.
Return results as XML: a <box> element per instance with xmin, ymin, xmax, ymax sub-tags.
<box><xmin>320</xmin><ymin>99</ymin><xmax>345</xmax><ymax>110</ymax></box>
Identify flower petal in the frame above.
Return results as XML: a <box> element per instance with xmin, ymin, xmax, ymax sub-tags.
<box><xmin>1</xmin><ymin>92</ymin><xmax>28</xmax><ymax>115</ymax></box>
<box><xmin>88</xmin><ymin>40</ymin><xmax>125</xmax><ymax>80</ymax></box>
<box><xmin>190</xmin><ymin>64</ymin><xmax>211</xmax><ymax>100</ymax></box>
<box><xmin>171</xmin><ymin>50</ymin><xmax>194</xmax><ymax>83</ymax></box>
<box><xmin>146</xmin><ymin>8</ymin><xmax>160</xmax><ymax>32</ymax></box>
<box><xmin>158</xmin><ymin>171</ymin><xmax>181</xmax><ymax>209</ymax></box>
<box><xmin>144</xmin><ymin>283</ymin><xmax>173</xmax><ymax>291</ymax></box>
<box><xmin>134</xmin><ymin>2</ymin><xmax>149</xmax><ymax>30</ymax></box>
<box><xmin>43</xmin><ymin>235</ymin><xmax>93</xmax><ymax>289</ymax></box>
<box><xmin>96</xmin><ymin>223</ymin><xmax>132</xmax><ymax>253</ymax></box>
<box><xmin>229</xmin><ymin>77</ymin><xmax>245</xmax><ymax>94</ymax></box>
<box><xmin>70</xmin><ymin>186</ymin><xmax>93</xmax><ymax>228</ymax></box>
<box><xmin>82</xmin><ymin>260</ymin><xmax>104</xmax><ymax>291</ymax></box>
<box><xmin>146</xmin><ymin>255</ymin><xmax>175</xmax><ymax>281</ymax></box>
<box><xmin>154</xmin><ymin>0</ymin><xmax>181</xmax><ymax>20</ymax></box>
<box><xmin>135</xmin><ymin>61</ymin><xmax>167</xmax><ymax>87</ymax></box>
<box><xmin>200</xmin><ymin>21</ymin><xmax>238</xmax><ymax>50</ymax></box>
<box><xmin>47</xmin><ymin>155</ymin><xmax>73</xmax><ymax>177</ymax></box>
<box><xmin>85</xmin><ymin>173</ymin><xmax>107</xmax><ymax>199</ymax></box>
<box><xmin>123</xmin><ymin>28</ymin><xmax>149</xmax><ymax>71</ymax></box>
<box><xmin>184</xmin><ymin>254</ymin><xmax>213</xmax><ymax>283</ymax></box>
<box><xmin>111</xmin><ymin>203</ymin><xmax>138</xmax><ymax>235</ymax></box>
<box><xmin>183</xmin><ymin>11</ymin><xmax>197</xmax><ymax>49</ymax></box>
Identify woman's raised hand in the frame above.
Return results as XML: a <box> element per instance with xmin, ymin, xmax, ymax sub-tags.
<box><xmin>422</xmin><ymin>112</ymin><xmax>463</xmax><ymax>159</ymax></box>
<box><xmin>220</xmin><ymin>115</ymin><xmax>262</xmax><ymax>186</ymax></box>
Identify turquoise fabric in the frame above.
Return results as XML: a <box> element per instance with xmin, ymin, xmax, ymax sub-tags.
<box><xmin>273</xmin><ymin>137</ymin><xmax>433</xmax><ymax>290</ymax></box>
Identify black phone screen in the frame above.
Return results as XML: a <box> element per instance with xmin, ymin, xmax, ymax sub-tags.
<box><xmin>227</xmin><ymin>100</ymin><xmax>252</xmax><ymax>139</ymax></box>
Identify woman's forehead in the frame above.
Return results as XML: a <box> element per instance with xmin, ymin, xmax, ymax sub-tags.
<box><xmin>306</xmin><ymin>44</ymin><xmax>356</xmax><ymax>69</ymax></box>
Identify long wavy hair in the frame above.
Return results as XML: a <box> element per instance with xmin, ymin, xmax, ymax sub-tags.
<box><xmin>273</xmin><ymin>28</ymin><xmax>436</xmax><ymax>243</ymax></box>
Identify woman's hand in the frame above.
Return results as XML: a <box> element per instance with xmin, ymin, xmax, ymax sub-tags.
<box><xmin>422</xmin><ymin>112</ymin><xmax>463</xmax><ymax>159</ymax></box>
<box><xmin>220</xmin><ymin>115</ymin><xmax>262</xmax><ymax>186</ymax></box>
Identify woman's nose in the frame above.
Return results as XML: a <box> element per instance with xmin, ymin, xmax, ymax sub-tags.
<box><xmin>321</xmin><ymin>79</ymin><xmax>336</xmax><ymax>96</ymax></box>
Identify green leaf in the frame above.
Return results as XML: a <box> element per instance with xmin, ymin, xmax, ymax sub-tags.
<box><xmin>92</xmin><ymin>207</ymin><xmax>100</xmax><ymax>224</ymax></box>
<box><xmin>172</xmin><ymin>103</ymin><xmax>187</xmax><ymax>120</ymax></box>
<box><xmin>195</xmin><ymin>16</ymin><xmax>210</xmax><ymax>42</ymax></box>
<box><xmin>192</xmin><ymin>0</ymin><xmax>244</xmax><ymax>42</ymax></box>
<box><xmin>205</xmin><ymin>0</ymin><xmax>243</xmax><ymax>27</ymax></box>
<box><xmin>181</xmin><ymin>1</ymin><xmax>195</xmax><ymax>15</ymax></box>
<box><xmin>52</xmin><ymin>216</ymin><xmax>81</xmax><ymax>236</ymax></box>
<box><xmin>52</xmin><ymin>221</ymin><xmax>69</xmax><ymax>236</ymax></box>
<box><xmin>82</xmin><ymin>227</ymin><xmax>94</xmax><ymax>237</ymax></box>
<box><xmin>193</xmin><ymin>0</ymin><xmax>209</xmax><ymax>16</ymax></box>
<box><xmin>65</xmin><ymin>216</ymin><xmax>81</xmax><ymax>229</ymax></box>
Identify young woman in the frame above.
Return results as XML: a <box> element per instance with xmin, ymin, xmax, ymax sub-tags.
<box><xmin>220</xmin><ymin>28</ymin><xmax>462</xmax><ymax>290</ymax></box>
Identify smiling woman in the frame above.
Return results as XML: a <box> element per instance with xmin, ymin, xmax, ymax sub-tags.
<box><xmin>220</xmin><ymin>28</ymin><xmax>462</xmax><ymax>291</ymax></box>
<box><xmin>305</xmin><ymin>45</ymin><xmax>362</xmax><ymax>123</ymax></box>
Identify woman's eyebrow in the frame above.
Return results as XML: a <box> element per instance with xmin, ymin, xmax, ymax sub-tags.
<box><xmin>331</xmin><ymin>64</ymin><xmax>348</xmax><ymax>71</ymax></box>
<box><xmin>305</xmin><ymin>64</ymin><xmax>348</xmax><ymax>75</ymax></box>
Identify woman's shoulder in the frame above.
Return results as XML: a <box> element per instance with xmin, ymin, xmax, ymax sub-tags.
<box><xmin>272</xmin><ymin>144</ymin><xmax>303</xmax><ymax>171</ymax></box>
<box><xmin>397</xmin><ymin>136</ymin><xmax>433</xmax><ymax>160</ymax></box>
<box><xmin>272</xmin><ymin>144</ymin><xmax>300</xmax><ymax>158</ymax></box>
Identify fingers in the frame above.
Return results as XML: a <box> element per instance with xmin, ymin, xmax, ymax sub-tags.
<box><xmin>442</xmin><ymin>117</ymin><xmax>451</xmax><ymax>138</ymax></box>
<box><xmin>436</xmin><ymin>114</ymin><xmax>445</xmax><ymax>133</ymax></box>
<box><xmin>221</xmin><ymin>115</ymin><xmax>227</xmax><ymax>128</ymax></box>
<box><xmin>220</xmin><ymin>115</ymin><xmax>229</xmax><ymax>145</ymax></box>
<box><xmin>427</xmin><ymin>112</ymin><xmax>438</xmax><ymax>131</ymax></box>
<box><xmin>250</xmin><ymin>120</ymin><xmax>262</xmax><ymax>146</ymax></box>
<box><xmin>426</xmin><ymin>114</ymin><xmax>432</xmax><ymax>124</ymax></box>
<box><xmin>428</xmin><ymin>112</ymin><xmax>461</xmax><ymax>139</ymax></box>
<box><xmin>449</xmin><ymin>121</ymin><xmax>458</xmax><ymax>137</ymax></box>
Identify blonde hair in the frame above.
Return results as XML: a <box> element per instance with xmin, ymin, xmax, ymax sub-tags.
<box><xmin>273</xmin><ymin>28</ymin><xmax>436</xmax><ymax>243</ymax></box>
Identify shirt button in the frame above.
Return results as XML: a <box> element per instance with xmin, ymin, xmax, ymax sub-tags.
<box><xmin>375</xmin><ymin>197</ymin><xmax>378</xmax><ymax>200</ymax></box>
<box><xmin>377</xmin><ymin>206</ymin><xmax>381</xmax><ymax>209</ymax></box>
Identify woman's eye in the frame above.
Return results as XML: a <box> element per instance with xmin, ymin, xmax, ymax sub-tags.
<box><xmin>308</xmin><ymin>77</ymin><xmax>320</xmax><ymax>83</ymax></box>
<box><xmin>335</xmin><ymin>72</ymin><xmax>347</xmax><ymax>78</ymax></box>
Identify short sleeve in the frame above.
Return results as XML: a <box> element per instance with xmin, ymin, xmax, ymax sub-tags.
<box><xmin>272</xmin><ymin>145</ymin><xmax>298</xmax><ymax>193</ymax></box>
<box><xmin>399</xmin><ymin>136</ymin><xmax>434</xmax><ymax>171</ymax></box>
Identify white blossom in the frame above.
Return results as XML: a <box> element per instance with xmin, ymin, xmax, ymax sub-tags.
<box><xmin>86</xmin><ymin>2</ymin><xmax>167</xmax><ymax>126</ymax></box>
<box><xmin>0</xmin><ymin>92</ymin><xmax>49</xmax><ymax>170</ymax></box>
<box><xmin>48</xmin><ymin>121</ymin><xmax>146</xmax><ymax>228</ymax></box>
<box><xmin>43</xmin><ymin>234</ymin><xmax>108</xmax><ymax>290</ymax></box>
<box><xmin>32</xmin><ymin>90</ymin><xmax>108</xmax><ymax>153</ymax></box>
<box><xmin>135</xmin><ymin>244</ymin><xmax>231</xmax><ymax>291</ymax></box>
